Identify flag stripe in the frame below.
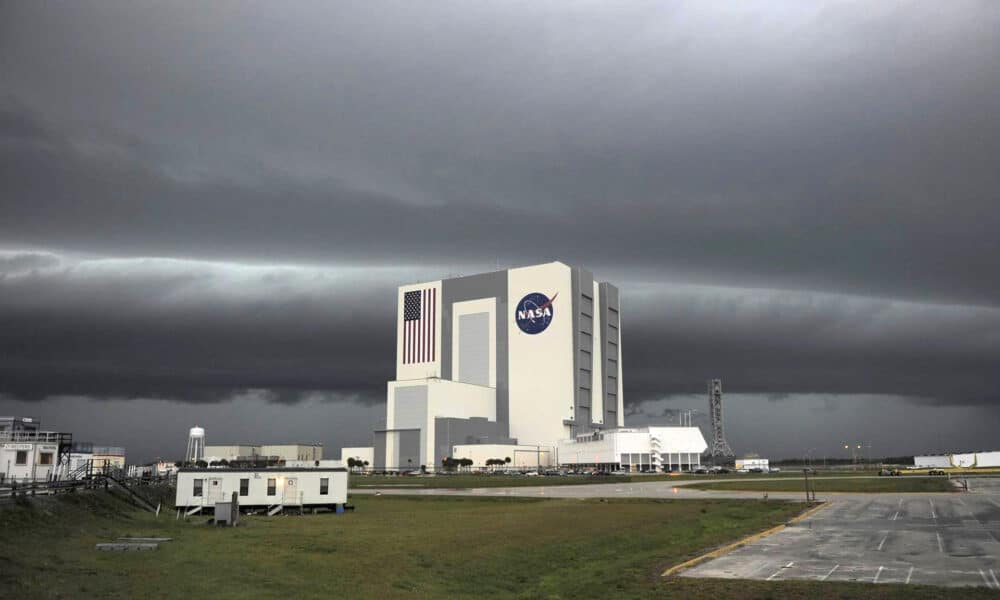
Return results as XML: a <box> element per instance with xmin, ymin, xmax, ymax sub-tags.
<box><xmin>402</xmin><ymin>287</ymin><xmax>436</xmax><ymax>365</ymax></box>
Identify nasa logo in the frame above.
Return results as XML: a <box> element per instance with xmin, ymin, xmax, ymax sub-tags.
<box><xmin>515</xmin><ymin>292</ymin><xmax>557</xmax><ymax>334</ymax></box>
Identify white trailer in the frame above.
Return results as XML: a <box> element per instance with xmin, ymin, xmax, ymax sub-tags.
<box><xmin>175</xmin><ymin>467</ymin><xmax>348</xmax><ymax>515</ymax></box>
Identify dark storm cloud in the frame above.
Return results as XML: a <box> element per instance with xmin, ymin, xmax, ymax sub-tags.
<box><xmin>1</xmin><ymin>255</ymin><xmax>996</xmax><ymax>411</ymax></box>
<box><xmin>1</xmin><ymin>2</ymin><xmax>1000</xmax><ymax>458</ymax></box>
<box><xmin>2</xmin><ymin>3</ymin><xmax>1000</xmax><ymax>304</ymax></box>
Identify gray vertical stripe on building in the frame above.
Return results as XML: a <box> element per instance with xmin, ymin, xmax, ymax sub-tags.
<box><xmin>571</xmin><ymin>266</ymin><xmax>595</xmax><ymax>436</ymax></box>
<box><xmin>458</xmin><ymin>312</ymin><xmax>490</xmax><ymax>386</ymax></box>
<box><xmin>397</xmin><ymin>430</ymin><xmax>421</xmax><ymax>471</ymax></box>
<box><xmin>392</xmin><ymin>385</ymin><xmax>428</xmax><ymax>429</ymax></box>
<box><xmin>440</xmin><ymin>270</ymin><xmax>509</xmax><ymax>434</ymax></box>
<box><xmin>373</xmin><ymin>431</ymin><xmax>387</xmax><ymax>470</ymax></box>
<box><xmin>599</xmin><ymin>282</ymin><xmax>621</xmax><ymax>427</ymax></box>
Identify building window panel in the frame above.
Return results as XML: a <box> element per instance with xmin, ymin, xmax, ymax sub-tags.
<box><xmin>15</xmin><ymin>450</ymin><xmax>27</xmax><ymax>465</ymax></box>
<box><xmin>320</xmin><ymin>478</ymin><xmax>329</xmax><ymax>495</ymax></box>
<box><xmin>39</xmin><ymin>452</ymin><xmax>53</xmax><ymax>465</ymax></box>
<box><xmin>267</xmin><ymin>478</ymin><xmax>276</xmax><ymax>496</ymax></box>
<box><xmin>239</xmin><ymin>478</ymin><xmax>249</xmax><ymax>496</ymax></box>
<box><xmin>193</xmin><ymin>479</ymin><xmax>203</xmax><ymax>497</ymax></box>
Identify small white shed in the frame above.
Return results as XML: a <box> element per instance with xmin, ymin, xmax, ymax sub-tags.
<box><xmin>176</xmin><ymin>466</ymin><xmax>348</xmax><ymax>514</ymax></box>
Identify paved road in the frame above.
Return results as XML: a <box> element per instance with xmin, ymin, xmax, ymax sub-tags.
<box><xmin>683</xmin><ymin>478</ymin><xmax>1000</xmax><ymax>589</ymax></box>
<box><xmin>353</xmin><ymin>476</ymin><xmax>1000</xmax><ymax>589</ymax></box>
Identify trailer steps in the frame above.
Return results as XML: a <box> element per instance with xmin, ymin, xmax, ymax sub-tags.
<box><xmin>268</xmin><ymin>504</ymin><xmax>284</xmax><ymax>516</ymax></box>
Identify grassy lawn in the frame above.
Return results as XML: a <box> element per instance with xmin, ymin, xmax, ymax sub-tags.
<box><xmin>1</xmin><ymin>490</ymin><xmax>986</xmax><ymax>599</ymax></box>
<box><xmin>351</xmin><ymin>471</ymin><xmax>868</xmax><ymax>488</ymax></box>
<box><xmin>686</xmin><ymin>477</ymin><xmax>955</xmax><ymax>493</ymax></box>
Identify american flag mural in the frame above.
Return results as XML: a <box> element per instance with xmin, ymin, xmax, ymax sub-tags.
<box><xmin>402</xmin><ymin>288</ymin><xmax>436</xmax><ymax>364</ymax></box>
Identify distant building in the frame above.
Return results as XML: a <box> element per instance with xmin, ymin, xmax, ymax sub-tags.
<box><xmin>556</xmin><ymin>427</ymin><xmax>707</xmax><ymax>472</ymax></box>
<box><xmin>0</xmin><ymin>416</ymin><xmax>41</xmax><ymax>433</ymax></box>
<box><xmin>340</xmin><ymin>447</ymin><xmax>374</xmax><ymax>468</ymax></box>
<box><xmin>914</xmin><ymin>452</ymin><xmax>1000</xmax><ymax>469</ymax></box>
<box><xmin>374</xmin><ymin>261</ymin><xmax>624</xmax><ymax>472</ymax></box>
<box><xmin>0</xmin><ymin>417</ymin><xmax>72</xmax><ymax>483</ymax></box>
<box><xmin>204</xmin><ymin>443</ymin><xmax>323</xmax><ymax>464</ymax></box>
<box><xmin>91</xmin><ymin>446</ymin><xmax>126</xmax><ymax>471</ymax></box>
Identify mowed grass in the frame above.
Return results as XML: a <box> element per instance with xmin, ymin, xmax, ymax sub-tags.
<box><xmin>687</xmin><ymin>477</ymin><xmax>955</xmax><ymax>493</ymax></box>
<box><xmin>352</xmin><ymin>471</ymin><xmax>859</xmax><ymax>488</ymax></box>
<box><xmin>1</xmin><ymin>490</ymin><xmax>988</xmax><ymax>600</ymax></box>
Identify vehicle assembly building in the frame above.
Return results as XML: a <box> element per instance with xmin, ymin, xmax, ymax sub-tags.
<box><xmin>374</xmin><ymin>261</ymin><xmax>623</xmax><ymax>471</ymax></box>
<box><xmin>373</xmin><ymin>261</ymin><xmax>705</xmax><ymax>473</ymax></box>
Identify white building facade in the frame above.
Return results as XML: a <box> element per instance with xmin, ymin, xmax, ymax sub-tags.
<box><xmin>914</xmin><ymin>452</ymin><xmax>1000</xmax><ymax>469</ymax></box>
<box><xmin>557</xmin><ymin>427</ymin><xmax>707</xmax><ymax>472</ymax></box>
<box><xmin>375</xmin><ymin>262</ymin><xmax>624</xmax><ymax>472</ymax></box>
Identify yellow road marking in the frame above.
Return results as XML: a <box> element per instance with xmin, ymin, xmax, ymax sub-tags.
<box><xmin>661</xmin><ymin>501</ymin><xmax>830</xmax><ymax>577</ymax></box>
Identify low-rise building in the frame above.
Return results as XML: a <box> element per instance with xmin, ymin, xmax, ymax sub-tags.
<box><xmin>915</xmin><ymin>451</ymin><xmax>1000</xmax><ymax>469</ymax></box>
<box><xmin>204</xmin><ymin>443</ymin><xmax>323</xmax><ymax>464</ymax></box>
<box><xmin>557</xmin><ymin>427</ymin><xmax>707</xmax><ymax>472</ymax></box>
<box><xmin>340</xmin><ymin>447</ymin><xmax>374</xmax><ymax>469</ymax></box>
<box><xmin>1</xmin><ymin>430</ymin><xmax>68</xmax><ymax>483</ymax></box>
<box><xmin>175</xmin><ymin>465</ymin><xmax>348</xmax><ymax>514</ymax></box>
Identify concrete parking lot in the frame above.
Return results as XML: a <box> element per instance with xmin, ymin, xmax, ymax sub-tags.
<box><xmin>683</xmin><ymin>480</ymin><xmax>1000</xmax><ymax>588</ymax></box>
<box><xmin>356</xmin><ymin>475</ymin><xmax>1000</xmax><ymax>588</ymax></box>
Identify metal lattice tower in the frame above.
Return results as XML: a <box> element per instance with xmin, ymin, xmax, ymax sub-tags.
<box><xmin>707</xmin><ymin>379</ymin><xmax>734</xmax><ymax>458</ymax></box>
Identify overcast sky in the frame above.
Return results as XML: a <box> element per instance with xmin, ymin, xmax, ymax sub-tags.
<box><xmin>2</xmin><ymin>2</ymin><xmax>998</xmax><ymax>462</ymax></box>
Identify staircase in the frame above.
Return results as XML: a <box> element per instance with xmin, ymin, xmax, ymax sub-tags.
<box><xmin>649</xmin><ymin>435</ymin><xmax>663</xmax><ymax>471</ymax></box>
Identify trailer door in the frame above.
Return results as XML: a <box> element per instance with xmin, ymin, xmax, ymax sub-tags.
<box><xmin>283</xmin><ymin>477</ymin><xmax>300</xmax><ymax>505</ymax></box>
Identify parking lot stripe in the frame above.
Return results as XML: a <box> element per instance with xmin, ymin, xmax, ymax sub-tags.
<box><xmin>877</xmin><ymin>533</ymin><xmax>888</xmax><ymax>551</ymax></box>
<box><xmin>905</xmin><ymin>566</ymin><xmax>914</xmax><ymax>584</ymax></box>
<box><xmin>929</xmin><ymin>499</ymin><xmax>937</xmax><ymax>519</ymax></box>
<box><xmin>936</xmin><ymin>532</ymin><xmax>944</xmax><ymax>553</ymax></box>
<box><xmin>873</xmin><ymin>566</ymin><xmax>885</xmax><ymax>584</ymax></box>
<box><xmin>980</xmin><ymin>569</ymin><xmax>993</xmax><ymax>589</ymax></box>
<box><xmin>821</xmin><ymin>564</ymin><xmax>839</xmax><ymax>581</ymax></box>
<box><xmin>991</xmin><ymin>569</ymin><xmax>999</xmax><ymax>589</ymax></box>
<box><xmin>891</xmin><ymin>511</ymin><xmax>899</xmax><ymax>521</ymax></box>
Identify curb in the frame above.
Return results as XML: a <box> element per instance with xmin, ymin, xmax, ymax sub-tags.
<box><xmin>661</xmin><ymin>501</ymin><xmax>830</xmax><ymax>577</ymax></box>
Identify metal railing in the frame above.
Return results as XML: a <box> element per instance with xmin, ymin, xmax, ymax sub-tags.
<box><xmin>0</xmin><ymin>430</ymin><xmax>64</xmax><ymax>443</ymax></box>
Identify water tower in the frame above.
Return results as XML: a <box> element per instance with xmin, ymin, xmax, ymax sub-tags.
<box><xmin>186</xmin><ymin>426</ymin><xmax>205</xmax><ymax>463</ymax></box>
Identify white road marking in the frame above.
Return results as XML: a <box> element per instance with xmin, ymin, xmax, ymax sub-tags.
<box><xmin>891</xmin><ymin>511</ymin><xmax>899</xmax><ymax>521</ymax></box>
<box><xmin>937</xmin><ymin>532</ymin><xmax>945</xmax><ymax>553</ymax></box>
<box><xmin>991</xmin><ymin>569</ymin><xmax>999</xmax><ymax>589</ymax></box>
<box><xmin>877</xmin><ymin>533</ymin><xmax>888</xmax><ymax>551</ymax></box>
<box><xmin>929</xmin><ymin>499</ymin><xmax>937</xmax><ymax>519</ymax></box>
<box><xmin>906</xmin><ymin>565</ymin><xmax>914</xmax><ymax>584</ymax></box>
<box><xmin>980</xmin><ymin>569</ymin><xmax>993</xmax><ymax>589</ymax></box>
<box><xmin>821</xmin><ymin>564</ymin><xmax>839</xmax><ymax>581</ymax></box>
<box><xmin>765</xmin><ymin>561</ymin><xmax>795</xmax><ymax>580</ymax></box>
<box><xmin>873</xmin><ymin>565</ymin><xmax>885</xmax><ymax>584</ymax></box>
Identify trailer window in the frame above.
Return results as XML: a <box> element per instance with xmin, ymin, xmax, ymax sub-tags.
<box><xmin>39</xmin><ymin>452</ymin><xmax>53</xmax><ymax>465</ymax></box>
<box><xmin>320</xmin><ymin>478</ymin><xmax>329</xmax><ymax>495</ymax></box>
<box><xmin>267</xmin><ymin>478</ymin><xmax>276</xmax><ymax>496</ymax></box>
<box><xmin>239</xmin><ymin>478</ymin><xmax>249</xmax><ymax>496</ymax></box>
<box><xmin>193</xmin><ymin>479</ymin><xmax>203</xmax><ymax>497</ymax></box>
<box><xmin>15</xmin><ymin>451</ymin><xmax>27</xmax><ymax>465</ymax></box>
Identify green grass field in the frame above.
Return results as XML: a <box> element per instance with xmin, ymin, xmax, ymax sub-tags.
<box><xmin>0</xmin><ymin>490</ymin><xmax>987</xmax><ymax>599</ymax></box>
<box><xmin>351</xmin><ymin>470</ymin><xmax>870</xmax><ymax>488</ymax></box>
<box><xmin>686</xmin><ymin>477</ymin><xmax>955</xmax><ymax>493</ymax></box>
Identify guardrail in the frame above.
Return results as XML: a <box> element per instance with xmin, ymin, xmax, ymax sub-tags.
<box><xmin>0</xmin><ymin>473</ymin><xmax>175</xmax><ymax>510</ymax></box>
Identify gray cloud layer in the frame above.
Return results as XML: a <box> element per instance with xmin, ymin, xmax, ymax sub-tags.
<box><xmin>2</xmin><ymin>2</ymin><xmax>999</xmax><ymax>459</ymax></box>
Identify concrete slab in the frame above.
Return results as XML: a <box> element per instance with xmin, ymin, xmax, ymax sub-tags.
<box><xmin>683</xmin><ymin>492</ymin><xmax>1000</xmax><ymax>588</ymax></box>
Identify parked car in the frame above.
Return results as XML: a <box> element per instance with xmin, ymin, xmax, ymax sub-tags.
<box><xmin>768</xmin><ymin>468</ymin><xmax>781</xmax><ymax>473</ymax></box>
<box><xmin>748</xmin><ymin>467</ymin><xmax>764</xmax><ymax>473</ymax></box>
<box><xmin>928</xmin><ymin>469</ymin><xmax>947</xmax><ymax>476</ymax></box>
<box><xmin>693</xmin><ymin>468</ymin><xmax>709</xmax><ymax>474</ymax></box>
<box><xmin>879</xmin><ymin>469</ymin><xmax>902</xmax><ymax>476</ymax></box>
